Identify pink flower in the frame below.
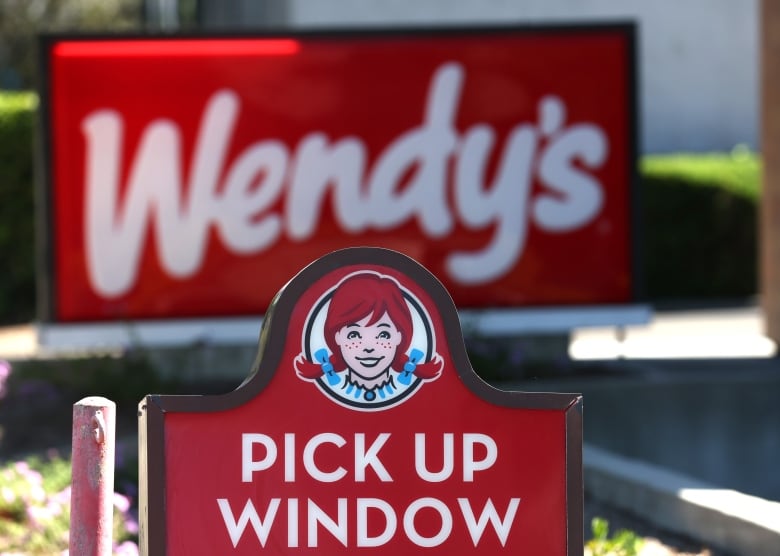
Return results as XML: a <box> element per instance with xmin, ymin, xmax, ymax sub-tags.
<box><xmin>113</xmin><ymin>492</ymin><xmax>131</xmax><ymax>513</ymax></box>
<box><xmin>1</xmin><ymin>485</ymin><xmax>15</xmax><ymax>503</ymax></box>
<box><xmin>114</xmin><ymin>540</ymin><xmax>139</xmax><ymax>555</ymax></box>
<box><xmin>14</xmin><ymin>461</ymin><xmax>43</xmax><ymax>486</ymax></box>
<box><xmin>45</xmin><ymin>497</ymin><xmax>64</xmax><ymax>517</ymax></box>
<box><xmin>0</xmin><ymin>359</ymin><xmax>10</xmax><ymax>399</ymax></box>
<box><xmin>53</xmin><ymin>486</ymin><xmax>72</xmax><ymax>505</ymax></box>
<box><xmin>124</xmin><ymin>514</ymin><xmax>139</xmax><ymax>535</ymax></box>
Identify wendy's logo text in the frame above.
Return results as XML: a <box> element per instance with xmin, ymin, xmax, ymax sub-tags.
<box><xmin>81</xmin><ymin>62</ymin><xmax>609</xmax><ymax>299</ymax></box>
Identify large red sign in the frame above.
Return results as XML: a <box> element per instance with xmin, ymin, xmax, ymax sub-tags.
<box><xmin>139</xmin><ymin>248</ymin><xmax>582</xmax><ymax>555</ymax></box>
<box><xmin>40</xmin><ymin>26</ymin><xmax>636</xmax><ymax>322</ymax></box>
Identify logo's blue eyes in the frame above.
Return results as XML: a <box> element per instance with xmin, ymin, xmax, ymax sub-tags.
<box><xmin>347</xmin><ymin>330</ymin><xmax>361</xmax><ymax>340</ymax></box>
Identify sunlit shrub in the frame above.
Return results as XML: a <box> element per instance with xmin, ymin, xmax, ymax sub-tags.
<box><xmin>0</xmin><ymin>454</ymin><xmax>138</xmax><ymax>555</ymax></box>
<box><xmin>640</xmin><ymin>148</ymin><xmax>759</xmax><ymax>300</ymax></box>
<box><xmin>586</xmin><ymin>517</ymin><xmax>644</xmax><ymax>556</ymax></box>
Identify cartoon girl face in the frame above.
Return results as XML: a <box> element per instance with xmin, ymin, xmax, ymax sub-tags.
<box><xmin>295</xmin><ymin>270</ymin><xmax>442</xmax><ymax>410</ymax></box>
<box><xmin>322</xmin><ymin>273</ymin><xmax>414</xmax><ymax>377</ymax></box>
<box><xmin>334</xmin><ymin>311</ymin><xmax>403</xmax><ymax>381</ymax></box>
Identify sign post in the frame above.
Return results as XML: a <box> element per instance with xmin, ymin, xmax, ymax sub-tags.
<box><xmin>71</xmin><ymin>397</ymin><xmax>116</xmax><ymax>556</ymax></box>
<box><xmin>139</xmin><ymin>247</ymin><xmax>582</xmax><ymax>554</ymax></box>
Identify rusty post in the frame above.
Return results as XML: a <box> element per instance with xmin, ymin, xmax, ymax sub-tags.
<box><xmin>70</xmin><ymin>397</ymin><xmax>116</xmax><ymax>556</ymax></box>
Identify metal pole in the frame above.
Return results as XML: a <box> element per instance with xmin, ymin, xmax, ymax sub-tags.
<box><xmin>70</xmin><ymin>397</ymin><xmax>116</xmax><ymax>556</ymax></box>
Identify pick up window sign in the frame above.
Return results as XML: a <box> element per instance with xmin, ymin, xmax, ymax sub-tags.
<box><xmin>40</xmin><ymin>25</ymin><xmax>636</xmax><ymax>322</ymax></box>
<box><xmin>139</xmin><ymin>247</ymin><xmax>583</xmax><ymax>555</ymax></box>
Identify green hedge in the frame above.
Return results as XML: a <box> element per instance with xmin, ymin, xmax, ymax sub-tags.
<box><xmin>0</xmin><ymin>91</ymin><xmax>762</xmax><ymax>323</ymax></box>
<box><xmin>0</xmin><ymin>92</ymin><xmax>36</xmax><ymax>325</ymax></box>
<box><xmin>640</xmin><ymin>149</ymin><xmax>759</xmax><ymax>300</ymax></box>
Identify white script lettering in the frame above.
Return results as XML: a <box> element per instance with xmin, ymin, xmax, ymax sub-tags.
<box><xmin>82</xmin><ymin>62</ymin><xmax>609</xmax><ymax>297</ymax></box>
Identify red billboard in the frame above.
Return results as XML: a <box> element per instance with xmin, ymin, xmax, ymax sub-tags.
<box><xmin>39</xmin><ymin>26</ymin><xmax>637</xmax><ymax>322</ymax></box>
<box><xmin>139</xmin><ymin>248</ymin><xmax>582</xmax><ymax>555</ymax></box>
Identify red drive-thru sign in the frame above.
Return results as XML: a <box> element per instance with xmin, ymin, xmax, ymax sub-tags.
<box><xmin>40</xmin><ymin>26</ymin><xmax>636</xmax><ymax>322</ymax></box>
<box><xmin>138</xmin><ymin>248</ymin><xmax>583</xmax><ymax>555</ymax></box>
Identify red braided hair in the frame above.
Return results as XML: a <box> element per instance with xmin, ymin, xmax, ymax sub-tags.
<box><xmin>296</xmin><ymin>273</ymin><xmax>442</xmax><ymax>380</ymax></box>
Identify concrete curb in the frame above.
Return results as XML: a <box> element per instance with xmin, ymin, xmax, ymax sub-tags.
<box><xmin>584</xmin><ymin>443</ymin><xmax>780</xmax><ymax>555</ymax></box>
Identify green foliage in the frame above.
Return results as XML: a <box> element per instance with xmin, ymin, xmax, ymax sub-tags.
<box><xmin>587</xmin><ymin>517</ymin><xmax>644</xmax><ymax>556</ymax></box>
<box><xmin>0</xmin><ymin>453</ymin><xmax>138</xmax><ymax>554</ymax></box>
<box><xmin>0</xmin><ymin>0</ymin><xmax>142</xmax><ymax>89</ymax></box>
<box><xmin>641</xmin><ymin>146</ymin><xmax>760</xmax><ymax>201</ymax></box>
<box><xmin>640</xmin><ymin>148</ymin><xmax>760</xmax><ymax>300</ymax></box>
<box><xmin>0</xmin><ymin>90</ymin><xmax>36</xmax><ymax>324</ymax></box>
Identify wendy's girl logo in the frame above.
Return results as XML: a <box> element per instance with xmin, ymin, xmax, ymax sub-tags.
<box><xmin>294</xmin><ymin>271</ymin><xmax>443</xmax><ymax>411</ymax></box>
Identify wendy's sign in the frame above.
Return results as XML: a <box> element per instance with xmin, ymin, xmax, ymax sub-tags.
<box><xmin>138</xmin><ymin>248</ymin><xmax>583</xmax><ymax>555</ymax></box>
<box><xmin>39</xmin><ymin>25</ymin><xmax>637</xmax><ymax>323</ymax></box>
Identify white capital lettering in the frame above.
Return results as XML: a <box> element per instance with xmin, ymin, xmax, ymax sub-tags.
<box><xmin>242</xmin><ymin>433</ymin><xmax>277</xmax><ymax>483</ymax></box>
<box><xmin>303</xmin><ymin>433</ymin><xmax>347</xmax><ymax>482</ymax></box>
<box><xmin>463</xmin><ymin>433</ymin><xmax>497</xmax><ymax>481</ymax></box>
<box><xmin>307</xmin><ymin>498</ymin><xmax>348</xmax><ymax>547</ymax></box>
<box><xmin>403</xmin><ymin>497</ymin><xmax>453</xmax><ymax>547</ymax></box>
<box><xmin>288</xmin><ymin>497</ymin><xmax>299</xmax><ymax>548</ymax></box>
<box><xmin>217</xmin><ymin>498</ymin><xmax>280</xmax><ymax>548</ymax></box>
<box><xmin>458</xmin><ymin>497</ymin><xmax>521</xmax><ymax>546</ymax></box>
<box><xmin>284</xmin><ymin>433</ymin><xmax>295</xmax><ymax>482</ymax></box>
<box><xmin>354</xmin><ymin>433</ymin><xmax>392</xmax><ymax>482</ymax></box>
<box><xmin>414</xmin><ymin>433</ymin><xmax>454</xmax><ymax>482</ymax></box>
<box><xmin>357</xmin><ymin>498</ymin><xmax>397</xmax><ymax>547</ymax></box>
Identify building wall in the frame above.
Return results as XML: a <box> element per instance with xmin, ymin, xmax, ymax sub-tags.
<box><xmin>206</xmin><ymin>0</ymin><xmax>758</xmax><ymax>154</ymax></box>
